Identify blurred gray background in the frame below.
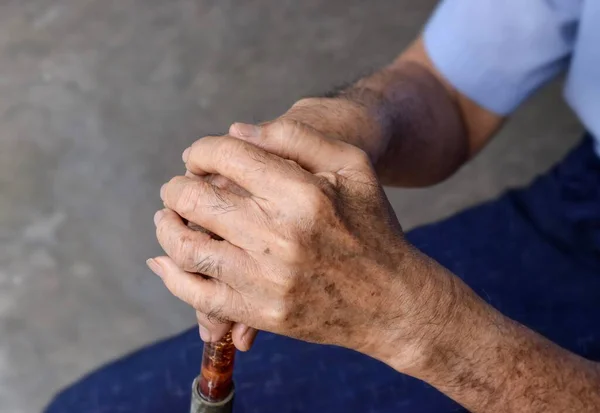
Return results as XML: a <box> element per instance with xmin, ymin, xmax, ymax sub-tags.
<box><xmin>0</xmin><ymin>0</ymin><xmax>582</xmax><ymax>412</ymax></box>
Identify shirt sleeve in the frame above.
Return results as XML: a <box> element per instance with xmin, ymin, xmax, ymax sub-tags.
<box><xmin>423</xmin><ymin>0</ymin><xmax>581</xmax><ymax>115</ymax></box>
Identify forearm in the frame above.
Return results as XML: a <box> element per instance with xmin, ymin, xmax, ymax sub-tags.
<box><xmin>282</xmin><ymin>42</ymin><xmax>469</xmax><ymax>187</ymax></box>
<box><xmin>339</xmin><ymin>59</ymin><xmax>469</xmax><ymax>187</ymax></box>
<box><xmin>397</xmin><ymin>259</ymin><xmax>600</xmax><ymax>412</ymax></box>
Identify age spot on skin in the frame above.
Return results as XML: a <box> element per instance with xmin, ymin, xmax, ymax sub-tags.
<box><xmin>291</xmin><ymin>302</ymin><xmax>307</xmax><ymax>320</ymax></box>
<box><xmin>324</xmin><ymin>318</ymin><xmax>350</xmax><ymax>328</ymax></box>
<box><xmin>264</xmin><ymin>247</ymin><xmax>271</xmax><ymax>254</ymax></box>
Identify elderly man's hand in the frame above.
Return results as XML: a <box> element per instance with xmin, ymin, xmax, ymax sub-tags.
<box><xmin>148</xmin><ymin>120</ymin><xmax>460</xmax><ymax>370</ymax></box>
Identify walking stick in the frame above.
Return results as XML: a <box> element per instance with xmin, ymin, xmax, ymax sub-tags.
<box><xmin>190</xmin><ymin>332</ymin><xmax>236</xmax><ymax>413</ymax></box>
<box><xmin>188</xmin><ymin>224</ymin><xmax>236</xmax><ymax>413</ymax></box>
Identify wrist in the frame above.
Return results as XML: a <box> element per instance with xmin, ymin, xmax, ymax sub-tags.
<box><xmin>373</xmin><ymin>253</ymin><xmax>502</xmax><ymax>378</ymax></box>
<box><xmin>407</xmin><ymin>275</ymin><xmax>508</xmax><ymax>383</ymax></box>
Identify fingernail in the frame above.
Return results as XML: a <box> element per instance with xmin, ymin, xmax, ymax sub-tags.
<box><xmin>146</xmin><ymin>258</ymin><xmax>164</xmax><ymax>278</ymax></box>
<box><xmin>182</xmin><ymin>147</ymin><xmax>191</xmax><ymax>162</ymax></box>
<box><xmin>160</xmin><ymin>183</ymin><xmax>167</xmax><ymax>200</ymax></box>
<box><xmin>199</xmin><ymin>326</ymin><xmax>212</xmax><ymax>342</ymax></box>
<box><xmin>232</xmin><ymin>123</ymin><xmax>260</xmax><ymax>138</ymax></box>
<box><xmin>153</xmin><ymin>209</ymin><xmax>165</xmax><ymax>226</ymax></box>
<box><xmin>238</xmin><ymin>324</ymin><xmax>249</xmax><ymax>340</ymax></box>
<box><xmin>241</xmin><ymin>326</ymin><xmax>256</xmax><ymax>347</ymax></box>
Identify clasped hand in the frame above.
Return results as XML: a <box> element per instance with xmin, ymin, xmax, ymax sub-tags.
<box><xmin>148</xmin><ymin>120</ymin><xmax>458</xmax><ymax>371</ymax></box>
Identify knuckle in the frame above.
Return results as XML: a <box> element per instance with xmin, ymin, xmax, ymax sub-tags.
<box><xmin>171</xmin><ymin>234</ymin><xmax>195</xmax><ymax>267</ymax></box>
<box><xmin>349</xmin><ymin>146</ymin><xmax>371</xmax><ymax>166</ymax></box>
<box><xmin>188</xmin><ymin>139</ymin><xmax>202</xmax><ymax>157</ymax></box>
<box><xmin>173</xmin><ymin>235</ymin><xmax>212</xmax><ymax>273</ymax></box>
<box><xmin>156</xmin><ymin>219</ymin><xmax>181</xmax><ymax>252</ymax></box>
<box><xmin>300</xmin><ymin>183</ymin><xmax>330</xmax><ymax>215</ymax></box>
<box><xmin>267</xmin><ymin>118</ymin><xmax>302</xmax><ymax>138</ymax></box>
<box><xmin>276</xmin><ymin>237</ymin><xmax>308</xmax><ymax>265</ymax></box>
<box><xmin>176</xmin><ymin>182</ymin><xmax>202</xmax><ymax>214</ymax></box>
<box><xmin>267</xmin><ymin>303</ymin><xmax>290</xmax><ymax>328</ymax></box>
<box><xmin>155</xmin><ymin>217</ymin><xmax>168</xmax><ymax>239</ymax></box>
<box><xmin>278</xmin><ymin>273</ymin><xmax>297</xmax><ymax>296</ymax></box>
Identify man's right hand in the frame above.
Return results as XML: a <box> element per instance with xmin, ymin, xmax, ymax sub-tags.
<box><xmin>185</xmin><ymin>96</ymin><xmax>381</xmax><ymax>351</ymax></box>
<box><xmin>177</xmin><ymin>35</ymin><xmax>501</xmax><ymax>351</ymax></box>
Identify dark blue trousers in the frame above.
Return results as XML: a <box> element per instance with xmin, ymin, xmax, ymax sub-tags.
<box><xmin>46</xmin><ymin>137</ymin><xmax>600</xmax><ymax>413</ymax></box>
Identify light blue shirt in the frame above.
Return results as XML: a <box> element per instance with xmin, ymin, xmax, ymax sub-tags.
<box><xmin>424</xmin><ymin>0</ymin><xmax>600</xmax><ymax>148</ymax></box>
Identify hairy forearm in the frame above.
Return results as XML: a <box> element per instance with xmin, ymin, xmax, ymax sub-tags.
<box><xmin>283</xmin><ymin>55</ymin><xmax>468</xmax><ymax>187</ymax></box>
<box><xmin>401</xmin><ymin>261</ymin><xmax>600</xmax><ymax>412</ymax></box>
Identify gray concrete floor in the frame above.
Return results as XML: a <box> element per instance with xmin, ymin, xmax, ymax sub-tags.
<box><xmin>0</xmin><ymin>1</ymin><xmax>583</xmax><ymax>412</ymax></box>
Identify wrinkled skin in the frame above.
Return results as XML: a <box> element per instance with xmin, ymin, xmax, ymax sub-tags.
<box><xmin>148</xmin><ymin>120</ymin><xmax>457</xmax><ymax>369</ymax></box>
<box><xmin>189</xmin><ymin>98</ymin><xmax>388</xmax><ymax>351</ymax></box>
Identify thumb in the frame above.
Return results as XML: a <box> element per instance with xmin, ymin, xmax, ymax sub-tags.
<box><xmin>229</xmin><ymin>120</ymin><xmax>364</xmax><ymax>174</ymax></box>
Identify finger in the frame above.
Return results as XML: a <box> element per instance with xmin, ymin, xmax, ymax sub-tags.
<box><xmin>231</xmin><ymin>322</ymin><xmax>258</xmax><ymax>352</ymax></box>
<box><xmin>154</xmin><ymin>208</ymin><xmax>247</xmax><ymax>285</ymax></box>
<box><xmin>229</xmin><ymin>120</ymin><xmax>368</xmax><ymax>174</ymax></box>
<box><xmin>160</xmin><ymin>176</ymin><xmax>251</xmax><ymax>245</ymax></box>
<box><xmin>183</xmin><ymin>135</ymin><xmax>310</xmax><ymax>197</ymax></box>
<box><xmin>196</xmin><ymin>310</ymin><xmax>232</xmax><ymax>343</ymax></box>
<box><xmin>147</xmin><ymin>256</ymin><xmax>242</xmax><ymax>321</ymax></box>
